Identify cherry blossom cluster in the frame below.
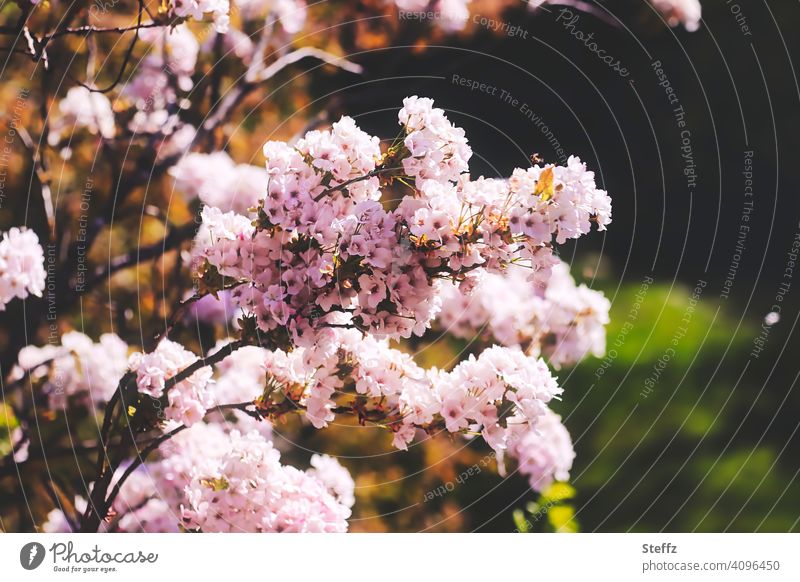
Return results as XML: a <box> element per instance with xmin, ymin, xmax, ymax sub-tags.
<box><xmin>254</xmin><ymin>327</ymin><xmax>433</xmax><ymax>435</ymax></box>
<box><xmin>139</xmin><ymin>25</ymin><xmax>199</xmax><ymax>92</ymax></box>
<box><xmin>504</xmin><ymin>157</ymin><xmax>612</xmax><ymax>245</ymax></box>
<box><xmin>431</xmin><ymin>345</ymin><xmax>561</xmax><ymax>452</ymax></box>
<box><xmin>192</xmin><ymin>97</ymin><xmax>611</xmax><ymax>354</ymax></box>
<box><xmin>181</xmin><ymin>428</ymin><xmax>350</xmax><ymax>532</ymax></box>
<box><xmin>0</xmin><ymin>227</ymin><xmax>47</xmax><ymax>311</ymax></box>
<box><xmin>506</xmin><ymin>407</ymin><xmax>575</xmax><ymax>492</ymax></box>
<box><xmin>438</xmin><ymin>260</ymin><xmax>610</xmax><ymax>368</ymax></box>
<box><xmin>48</xmin><ymin>87</ymin><xmax>116</xmax><ymax>146</ymax></box>
<box><xmin>121</xmin><ymin>24</ymin><xmax>199</xmax><ymax>135</ymax></box>
<box><xmin>42</xmin><ymin>422</ymin><xmax>354</xmax><ymax>532</ymax></box>
<box><xmin>399</xmin><ymin>95</ymin><xmax>472</xmax><ymax>182</ymax></box>
<box><xmin>171</xmin><ymin>151</ymin><xmax>266</xmax><ymax>216</ymax></box>
<box><xmin>129</xmin><ymin>339</ymin><xmax>215</xmax><ymax>427</ymax></box>
<box><xmin>251</xmin><ymin>326</ymin><xmax>572</xmax><ymax>489</ymax></box>
<box><xmin>11</xmin><ymin>331</ymin><xmax>129</xmax><ymax>409</ymax></box>
<box><xmin>308</xmin><ymin>452</ymin><xmax>357</xmax><ymax>508</ymax></box>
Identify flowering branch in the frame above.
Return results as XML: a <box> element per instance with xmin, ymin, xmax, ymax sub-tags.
<box><xmin>102</xmin><ymin>400</ymin><xmax>258</xmax><ymax>513</ymax></box>
<box><xmin>312</xmin><ymin>166</ymin><xmax>403</xmax><ymax>201</ymax></box>
<box><xmin>80</xmin><ymin>339</ymin><xmax>247</xmax><ymax>532</ymax></box>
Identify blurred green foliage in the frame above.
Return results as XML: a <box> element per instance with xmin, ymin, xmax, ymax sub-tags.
<box><xmin>514</xmin><ymin>482</ymin><xmax>579</xmax><ymax>533</ymax></box>
<box><xmin>552</xmin><ymin>276</ymin><xmax>800</xmax><ymax>532</ymax></box>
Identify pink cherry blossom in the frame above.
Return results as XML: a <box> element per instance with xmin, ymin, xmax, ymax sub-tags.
<box><xmin>0</xmin><ymin>228</ymin><xmax>47</xmax><ymax>310</ymax></box>
<box><xmin>508</xmin><ymin>408</ymin><xmax>575</xmax><ymax>492</ymax></box>
<box><xmin>128</xmin><ymin>339</ymin><xmax>214</xmax><ymax>427</ymax></box>
<box><xmin>48</xmin><ymin>87</ymin><xmax>115</xmax><ymax>145</ymax></box>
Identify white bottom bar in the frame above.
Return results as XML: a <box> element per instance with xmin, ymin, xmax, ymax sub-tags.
<box><xmin>1</xmin><ymin>533</ymin><xmax>797</xmax><ymax>581</ymax></box>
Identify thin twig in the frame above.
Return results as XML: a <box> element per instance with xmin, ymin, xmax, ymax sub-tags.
<box><xmin>163</xmin><ymin>340</ymin><xmax>246</xmax><ymax>393</ymax></box>
<box><xmin>313</xmin><ymin>166</ymin><xmax>401</xmax><ymax>201</ymax></box>
<box><xmin>101</xmin><ymin>400</ymin><xmax>255</xmax><ymax>519</ymax></box>
<box><xmin>102</xmin><ymin>424</ymin><xmax>187</xmax><ymax>514</ymax></box>
<box><xmin>79</xmin><ymin>0</ymin><xmax>145</xmax><ymax>93</ymax></box>
<box><xmin>202</xmin><ymin>47</ymin><xmax>363</xmax><ymax>133</ymax></box>
<box><xmin>44</xmin><ymin>21</ymin><xmax>162</xmax><ymax>40</ymax></box>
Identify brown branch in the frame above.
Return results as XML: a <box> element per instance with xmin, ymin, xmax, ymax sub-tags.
<box><xmin>102</xmin><ymin>400</ymin><xmax>257</xmax><ymax>515</ymax></box>
<box><xmin>164</xmin><ymin>340</ymin><xmax>246</xmax><ymax>393</ymax></box>
<box><xmin>44</xmin><ymin>21</ymin><xmax>163</xmax><ymax>41</ymax></box>
<box><xmin>80</xmin><ymin>376</ymin><xmax>130</xmax><ymax>530</ymax></box>
<box><xmin>100</xmin><ymin>424</ymin><xmax>186</xmax><ymax>517</ymax></box>
<box><xmin>79</xmin><ymin>0</ymin><xmax>145</xmax><ymax>94</ymax></box>
<box><xmin>313</xmin><ymin>166</ymin><xmax>402</xmax><ymax>201</ymax></box>
<box><xmin>201</xmin><ymin>47</ymin><xmax>363</xmax><ymax>134</ymax></box>
<box><xmin>77</xmin><ymin>221</ymin><xmax>198</xmax><ymax>296</ymax></box>
<box><xmin>80</xmin><ymin>340</ymin><xmax>248</xmax><ymax>531</ymax></box>
<box><xmin>16</xmin><ymin>125</ymin><xmax>55</xmax><ymax>240</ymax></box>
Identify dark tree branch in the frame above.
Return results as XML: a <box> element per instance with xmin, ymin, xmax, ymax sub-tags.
<box><xmin>44</xmin><ymin>21</ymin><xmax>163</xmax><ymax>41</ymax></box>
<box><xmin>77</xmin><ymin>0</ymin><xmax>145</xmax><ymax>94</ymax></box>
<box><xmin>102</xmin><ymin>400</ymin><xmax>257</xmax><ymax>515</ymax></box>
<box><xmin>16</xmin><ymin>125</ymin><xmax>55</xmax><ymax>239</ymax></box>
<box><xmin>80</xmin><ymin>340</ymin><xmax>248</xmax><ymax>531</ymax></box>
<box><xmin>313</xmin><ymin>166</ymin><xmax>402</xmax><ymax>201</ymax></box>
<box><xmin>76</xmin><ymin>221</ymin><xmax>198</xmax><ymax>297</ymax></box>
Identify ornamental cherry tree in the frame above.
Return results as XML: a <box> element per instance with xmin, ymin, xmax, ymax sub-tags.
<box><xmin>0</xmin><ymin>0</ymin><xmax>699</xmax><ymax>533</ymax></box>
<box><xmin>29</xmin><ymin>97</ymin><xmax>610</xmax><ymax>533</ymax></box>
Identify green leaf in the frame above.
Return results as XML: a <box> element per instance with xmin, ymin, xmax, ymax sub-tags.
<box><xmin>200</xmin><ymin>476</ymin><xmax>230</xmax><ymax>492</ymax></box>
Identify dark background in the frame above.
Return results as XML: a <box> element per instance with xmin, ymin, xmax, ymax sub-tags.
<box><xmin>304</xmin><ymin>0</ymin><xmax>800</xmax><ymax>531</ymax></box>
